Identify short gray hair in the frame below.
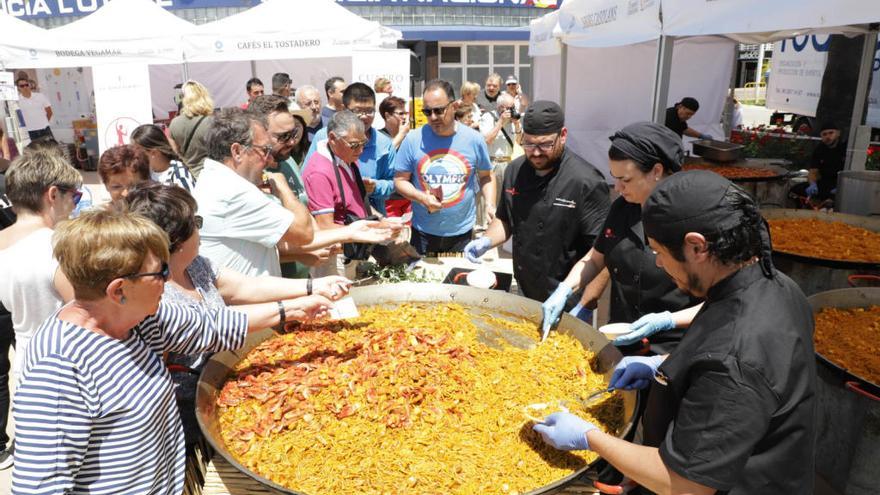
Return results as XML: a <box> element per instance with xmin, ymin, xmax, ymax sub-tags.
<box><xmin>496</xmin><ymin>93</ymin><xmax>514</xmax><ymax>110</ymax></box>
<box><xmin>204</xmin><ymin>108</ymin><xmax>267</xmax><ymax>162</ymax></box>
<box><xmin>295</xmin><ymin>85</ymin><xmax>319</xmax><ymax>103</ymax></box>
<box><xmin>327</xmin><ymin>110</ymin><xmax>364</xmax><ymax>138</ymax></box>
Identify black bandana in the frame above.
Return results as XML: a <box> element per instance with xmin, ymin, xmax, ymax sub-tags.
<box><xmin>610</xmin><ymin>122</ymin><xmax>683</xmax><ymax>173</ymax></box>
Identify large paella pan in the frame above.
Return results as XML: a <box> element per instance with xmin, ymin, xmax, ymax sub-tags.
<box><xmin>196</xmin><ymin>283</ymin><xmax>638</xmax><ymax>495</ymax></box>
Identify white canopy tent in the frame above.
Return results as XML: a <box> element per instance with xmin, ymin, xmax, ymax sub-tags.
<box><xmin>0</xmin><ymin>0</ymin><xmax>196</xmax><ymax>69</ymax></box>
<box><xmin>530</xmin><ymin>0</ymin><xmax>734</xmax><ymax>179</ymax></box>
<box><xmin>148</xmin><ymin>0</ymin><xmax>408</xmax><ymax>119</ymax></box>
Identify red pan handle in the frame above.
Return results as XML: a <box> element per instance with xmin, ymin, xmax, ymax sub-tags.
<box><xmin>453</xmin><ymin>272</ymin><xmax>468</xmax><ymax>284</ymax></box>
<box><xmin>845</xmin><ymin>381</ymin><xmax>880</xmax><ymax>402</ymax></box>
<box><xmin>593</xmin><ymin>481</ymin><xmax>624</xmax><ymax>494</ymax></box>
<box><xmin>847</xmin><ymin>274</ymin><xmax>880</xmax><ymax>287</ymax></box>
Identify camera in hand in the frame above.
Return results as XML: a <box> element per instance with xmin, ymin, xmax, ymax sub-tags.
<box><xmin>508</xmin><ymin>107</ymin><xmax>521</xmax><ymax>120</ymax></box>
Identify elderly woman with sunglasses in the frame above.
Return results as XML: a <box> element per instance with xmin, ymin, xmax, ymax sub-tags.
<box><xmin>12</xmin><ymin>210</ymin><xmax>249</xmax><ymax>495</ymax></box>
<box><xmin>0</xmin><ymin>150</ymin><xmax>80</xmax><ymax>384</ymax></box>
<box><xmin>124</xmin><ymin>182</ymin><xmax>346</xmax><ymax>445</ymax></box>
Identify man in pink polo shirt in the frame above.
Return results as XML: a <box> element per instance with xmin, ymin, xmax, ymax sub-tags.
<box><xmin>303</xmin><ymin>110</ymin><xmax>391</xmax><ymax>277</ymax></box>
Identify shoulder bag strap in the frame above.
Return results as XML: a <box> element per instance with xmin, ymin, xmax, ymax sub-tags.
<box><xmin>182</xmin><ymin>116</ymin><xmax>207</xmax><ymax>156</ymax></box>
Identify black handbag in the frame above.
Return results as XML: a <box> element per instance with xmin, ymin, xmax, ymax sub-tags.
<box><xmin>331</xmin><ymin>152</ymin><xmax>377</xmax><ymax>261</ymax></box>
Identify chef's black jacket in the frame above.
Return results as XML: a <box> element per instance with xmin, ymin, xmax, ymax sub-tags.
<box><xmin>593</xmin><ymin>197</ymin><xmax>698</xmax><ymax>354</ymax></box>
<box><xmin>811</xmin><ymin>139</ymin><xmax>846</xmax><ymax>198</ymax></box>
<box><xmin>657</xmin><ymin>263</ymin><xmax>816</xmax><ymax>494</ymax></box>
<box><xmin>496</xmin><ymin>149</ymin><xmax>610</xmax><ymax>303</ymax></box>
<box><xmin>664</xmin><ymin>106</ymin><xmax>688</xmax><ymax>137</ymax></box>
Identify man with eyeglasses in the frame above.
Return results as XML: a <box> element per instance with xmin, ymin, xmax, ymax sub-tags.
<box><xmin>194</xmin><ymin>108</ymin><xmax>314</xmax><ymax>277</ymax></box>
<box><xmin>464</xmin><ymin>101</ymin><xmax>610</xmax><ymax>305</ymax></box>
<box><xmin>305</xmin><ymin>83</ymin><xmax>397</xmax><ymax>215</ymax></box>
<box><xmin>295</xmin><ymin>85</ymin><xmax>325</xmax><ymax>144</ymax></box>
<box><xmin>394</xmin><ymin>79</ymin><xmax>495</xmax><ymax>255</ymax></box>
<box><xmin>15</xmin><ymin>74</ymin><xmax>54</xmax><ymax>142</ymax></box>
<box><xmin>303</xmin><ymin>110</ymin><xmax>399</xmax><ymax>277</ymax></box>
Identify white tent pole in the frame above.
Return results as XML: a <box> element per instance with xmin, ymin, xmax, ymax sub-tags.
<box><xmin>754</xmin><ymin>42</ymin><xmax>765</xmax><ymax>100</ymax></box>
<box><xmin>559</xmin><ymin>43</ymin><xmax>568</xmax><ymax>109</ymax></box>
<box><xmin>250</xmin><ymin>60</ymin><xmax>257</xmax><ymax>79</ymax></box>
<box><xmin>651</xmin><ymin>35</ymin><xmax>674</xmax><ymax>124</ymax></box>
<box><xmin>845</xmin><ymin>29</ymin><xmax>878</xmax><ymax>171</ymax></box>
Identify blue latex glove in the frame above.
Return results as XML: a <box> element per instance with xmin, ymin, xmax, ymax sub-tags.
<box><xmin>805</xmin><ymin>182</ymin><xmax>819</xmax><ymax>196</ymax></box>
<box><xmin>608</xmin><ymin>355</ymin><xmax>665</xmax><ymax>391</ymax></box>
<box><xmin>532</xmin><ymin>412</ymin><xmax>598</xmax><ymax>451</ymax></box>
<box><xmin>613</xmin><ymin>311</ymin><xmax>675</xmax><ymax>346</ymax></box>
<box><xmin>568</xmin><ymin>303</ymin><xmax>593</xmax><ymax>324</ymax></box>
<box><xmin>463</xmin><ymin>236</ymin><xmax>492</xmax><ymax>263</ymax></box>
<box><xmin>541</xmin><ymin>284</ymin><xmax>572</xmax><ymax>341</ymax></box>
<box><xmin>699</xmin><ymin>133</ymin><xmax>714</xmax><ymax>141</ymax></box>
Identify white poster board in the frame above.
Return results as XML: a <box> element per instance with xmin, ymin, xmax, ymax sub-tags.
<box><xmin>93</xmin><ymin>63</ymin><xmax>153</xmax><ymax>154</ymax></box>
<box><xmin>766</xmin><ymin>36</ymin><xmax>829</xmax><ymax>117</ymax></box>
<box><xmin>351</xmin><ymin>48</ymin><xmax>411</xmax><ymax>129</ymax></box>
<box><xmin>0</xmin><ymin>72</ymin><xmax>17</xmax><ymax>101</ymax></box>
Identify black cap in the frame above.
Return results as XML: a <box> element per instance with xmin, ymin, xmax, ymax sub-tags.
<box><xmin>643</xmin><ymin>170</ymin><xmax>746</xmax><ymax>246</ymax></box>
<box><xmin>819</xmin><ymin>121</ymin><xmax>839</xmax><ymax>132</ymax></box>
<box><xmin>678</xmin><ymin>97</ymin><xmax>700</xmax><ymax>112</ymax></box>
<box><xmin>609</xmin><ymin>122</ymin><xmax>683</xmax><ymax>173</ymax></box>
<box><xmin>522</xmin><ymin>101</ymin><xmax>565</xmax><ymax>135</ymax></box>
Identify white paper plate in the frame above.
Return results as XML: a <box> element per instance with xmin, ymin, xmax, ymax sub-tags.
<box><xmin>598</xmin><ymin>323</ymin><xmax>631</xmax><ymax>336</ymax></box>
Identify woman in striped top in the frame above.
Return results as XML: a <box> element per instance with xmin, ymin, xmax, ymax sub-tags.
<box><xmin>12</xmin><ymin>210</ymin><xmax>248</xmax><ymax>495</ymax></box>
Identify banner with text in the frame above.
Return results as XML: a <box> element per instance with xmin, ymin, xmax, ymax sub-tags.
<box><xmin>92</xmin><ymin>63</ymin><xmax>152</xmax><ymax>154</ymax></box>
<box><xmin>766</xmin><ymin>36</ymin><xmax>829</xmax><ymax>117</ymax></box>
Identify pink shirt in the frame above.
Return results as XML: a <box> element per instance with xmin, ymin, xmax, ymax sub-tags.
<box><xmin>303</xmin><ymin>140</ymin><xmax>368</xmax><ymax>225</ymax></box>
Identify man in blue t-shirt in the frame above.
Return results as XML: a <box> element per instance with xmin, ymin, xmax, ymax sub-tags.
<box><xmin>393</xmin><ymin>80</ymin><xmax>494</xmax><ymax>255</ymax></box>
<box><xmin>304</xmin><ymin>83</ymin><xmax>396</xmax><ymax>215</ymax></box>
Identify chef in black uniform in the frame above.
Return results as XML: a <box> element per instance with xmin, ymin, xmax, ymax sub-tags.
<box><xmin>463</xmin><ymin>101</ymin><xmax>611</xmax><ymax>308</ymax></box>
<box><xmin>664</xmin><ymin>97</ymin><xmax>713</xmax><ymax>141</ymax></box>
<box><xmin>790</xmin><ymin>121</ymin><xmax>846</xmax><ymax>202</ymax></box>
<box><xmin>541</xmin><ymin>122</ymin><xmax>699</xmax><ymax>351</ymax></box>
<box><xmin>534</xmin><ymin>171</ymin><xmax>817</xmax><ymax>495</ymax></box>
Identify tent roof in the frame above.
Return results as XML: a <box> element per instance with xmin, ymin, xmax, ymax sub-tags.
<box><xmin>52</xmin><ymin>0</ymin><xmax>196</xmax><ymax>40</ymax></box>
<box><xmin>662</xmin><ymin>0</ymin><xmax>880</xmax><ymax>40</ymax></box>
<box><xmin>183</xmin><ymin>0</ymin><xmax>400</xmax><ymax>63</ymax></box>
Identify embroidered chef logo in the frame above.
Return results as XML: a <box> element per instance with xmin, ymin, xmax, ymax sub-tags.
<box><xmin>416</xmin><ymin>148</ymin><xmax>473</xmax><ymax>208</ymax></box>
<box><xmin>505</xmin><ymin>187</ymin><xmax>518</xmax><ymax>196</ymax></box>
<box><xmin>604</xmin><ymin>227</ymin><xmax>614</xmax><ymax>238</ymax></box>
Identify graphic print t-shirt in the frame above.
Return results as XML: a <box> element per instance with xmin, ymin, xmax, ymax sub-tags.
<box><xmin>393</xmin><ymin>123</ymin><xmax>491</xmax><ymax>236</ymax></box>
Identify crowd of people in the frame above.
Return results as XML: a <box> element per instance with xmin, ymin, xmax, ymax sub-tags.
<box><xmin>0</xmin><ymin>70</ymin><xmax>819</xmax><ymax>495</ymax></box>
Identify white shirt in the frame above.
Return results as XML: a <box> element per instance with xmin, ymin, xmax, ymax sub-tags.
<box><xmin>0</xmin><ymin>228</ymin><xmax>62</xmax><ymax>378</ymax></box>
<box><xmin>479</xmin><ymin>110</ymin><xmax>517</xmax><ymax>161</ymax></box>
<box><xmin>193</xmin><ymin>158</ymin><xmax>294</xmax><ymax>277</ymax></box>
<box><xmin>18</xmin><ymin>92</ymin><xmax>52</xmax><ymax>131</ymax></box>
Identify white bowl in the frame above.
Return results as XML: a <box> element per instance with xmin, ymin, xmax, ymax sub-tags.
<box><xmin>466</xmin><ymin>269</ymin><xmax>497</xmax><ymax>289</ymax></box>
<box><xmin>598</xmin><ymin>323</ymin><xmax>631</xmax><ymax>336</ymax></box>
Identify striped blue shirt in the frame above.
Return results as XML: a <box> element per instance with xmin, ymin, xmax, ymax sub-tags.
<box><xmin>12</xmin><ymin>303</ymin><xmax>247</xmax><ymax>495</ymax></box>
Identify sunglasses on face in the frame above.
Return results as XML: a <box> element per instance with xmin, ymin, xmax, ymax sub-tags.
<box><xmin>121</xmin><ymin>261</ymin><xmax>170</xmax><ymax>282</ymax></box>
<box><xmin>56</xmin><ymin>185</ymin><xmax>83</xmax><ymax>206</ymax></box>
<box><xmin>421</xmin><ymin>103</ymin><xmax>451</xmax><ymax>118</ymax></box>
<box><xmin>273</xmin><ymin>128</ymin><xmax>302</xmax><ymax>143</ymax></box>
<box><xmin>342</xmin><ymin>139</ymin><xmax>368</xmax><ymax>150</ymax></box>
<box><xmin>17</xmin><ymin>84</ymin><xmax>29</xmax><ymax>89</ymax></box>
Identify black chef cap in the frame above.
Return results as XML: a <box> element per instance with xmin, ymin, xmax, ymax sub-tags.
<box><xmin>609</xmin><ymin>122</ymin><xmax>683</xmax><ymax>173</ymax></box>
<box><xmin>819</xmin><ymin>121</ymin><xmax>839</xmax><ymax>132</ymax></box>
<box><xmin>522</xmin><ymin>101</ymin><xmax>565</xmax><ymax>135</ymax></box>
<box><xmin>678</xmin><ymin>97</ymin><xmax>700</xmax><ymax>112</ymax></box>
<box><xmin>643</xmin><ymin>170</ymin><xmax>748</xmax><ymax>245</ymax></box>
